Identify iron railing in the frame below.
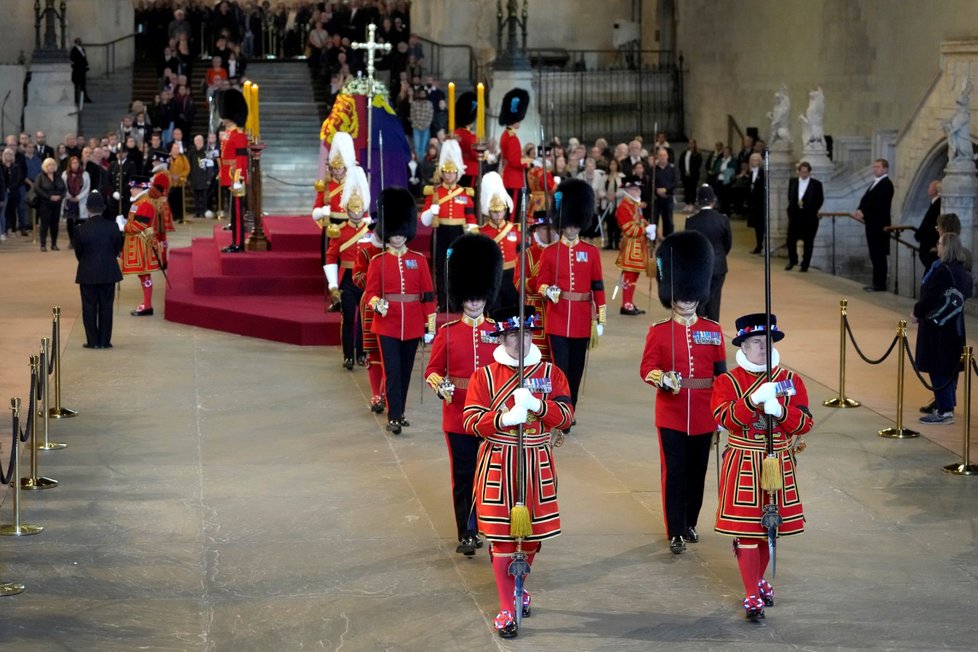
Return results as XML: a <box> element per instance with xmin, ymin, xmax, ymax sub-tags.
<box><xmin>416</xmin><ymin>36</ymin><xmax>480</xmax><ymax>89</ymax></box>
<box><xmin>81</xmin><ymin>31</ymin><xmax>140</xmax><ymax>77</ymax></box>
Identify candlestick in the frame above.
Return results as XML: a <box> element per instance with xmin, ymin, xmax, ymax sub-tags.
<box><xmin>476</xmin><ymin>83</ymin><xmax>485</xmax><ymax>141</ymax></box>
<box><xmin>448</xmin><ymin>82</ymin><xmax>455</xmax><ymax>133</ymax></box>
<box><xmin>251</xmin><ymin>84</ymin><xmax>260</xmax><ymax>142</ymax></box>
<box><xmin>242</xmin><ymin>81</ymin><xmax>253</xmax><ymax>137</ymax></box>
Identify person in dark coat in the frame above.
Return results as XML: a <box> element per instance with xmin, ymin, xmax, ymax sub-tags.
<box><xmin>745</xmin><ymin>153</ymin><xmax>765</xmax><ymax>254</ymax></box>
<box><xmin>914</xmin><ymin>231</ymin><xmax>973</xmax><ymax>424</ymax></box>
<box><xmin>70</xmin><ymin>38</ymin><xmax>92</xmax><ymax>104</ymax></box>
<box><xmin>785</xmin><ymin>161</ymin><xmax>825</xmax><ymax>271</ymax></box>
<box><xmin>913</xmin><ymin>180</ymin><xmax>941</xmax><ymax>271</ymax></box>
<box><xmin>74</xmin><ymin>191</ymin><xmax>123</xmax><ymax>349</ymax></box>
<box><xmin>855</xmin><ymin>158</ymin><xmax>894</xmax><ymax>291</ymax></box>
<box><xmin>35</xmin><ymin>157</ymin><xmax>67</xmax><ymax>251</ymax></box>
<box><xmin>684</xmin><ymin>185</ymin><xmax>732</xmax><ymax>322</ymax></box>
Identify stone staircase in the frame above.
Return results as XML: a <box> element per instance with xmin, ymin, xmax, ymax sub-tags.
<box><xmin>78</xmin><ymin>67</ymin><xmax>134</xmax><ymax>140</ymax></box>
<box><xmin>244</xmin><ymin>61</ymin><xmax>324</xmax><ymax>216</ymax></box>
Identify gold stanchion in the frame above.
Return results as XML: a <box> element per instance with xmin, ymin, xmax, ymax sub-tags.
<box><xmin>3</xmin><ymin>396</ymin><xmax>46</xmax><ymax>534</ymax></box>
<box><xmin>245</xmin><ymin>141</ymin><xmax>269</xmax><ymax>251</ymax></box>
<box><xmin>824</xmin><ymin>298</ymin><xmax>861</xmax><ymax>408</ymax></box>
<box><xmin>49</xmin><ymin>306</ymin><xmax>77</xmax><ymax>419</ymax></box>
<box><xmin>944</xmin><ymin>345</ymin><xmax>978</xmax><ymax>475</ymax></box>
<box><xmin>21</xmin><ymin>355</ymin><xmax>58</xmax><ymax>490</ymax></box>
<box><xmin>879</xmin><ymin>320</ymin><xmax>920</xmax><ymax>439</ymax></box>
<box><xmin>36</xmin><ymin>339</ymin><xmax>66</xmax><ymax>452</ymax></box>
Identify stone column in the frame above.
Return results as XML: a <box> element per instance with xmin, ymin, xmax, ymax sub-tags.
<box><xmin>767</xmin><ymin>145</ymin><xmax>793</xmax><ymax>255</ymax></box>
<box><xmin>942</xmin><ymin>159</ymin><xmax>978</xmax><ymax>293</ymax></box>
<box><xmin>24</xmin><ymin>62</ymin><xmax>77</xmax><ymax>142</ymax></box>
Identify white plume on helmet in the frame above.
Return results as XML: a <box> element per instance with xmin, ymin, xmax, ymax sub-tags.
<box><xmin>480</xmin><ymin>171</ymin><xmax>512</xmax><ymax>216</ymax></box>
<box><xmin>328</xmin><ymin>131</ymin><xmax>357</xmax><ymax>171</ymax></box>
<box><xmin>340</xmin><ymin>165</ymin><xmax>371</xmax><ymax>215</ymax></box>
<box><xmin>438</xmin><ymin>139</ymin><xmax>464</xmax><ymax>175</ymax></box>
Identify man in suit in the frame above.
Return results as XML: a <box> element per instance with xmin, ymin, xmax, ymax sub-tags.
<box><xmin>620</xmin><ymin>139</ymin><xmax>644</xmax><ymax>176</ymax></box>
<box><xmin>678</xmin><ymin>139</ymin><xmax>703</xmax><ymax>211</ymax></box>
<box><xmin>855</xmin><ymin>158</ymin><xmax>894</xmax><ymax>291</ymax></box>
<box><xmin>746</xmin><ymin>153</ymin><xmax>765</xmax><ymax>254</ymax></box>
<box><xmin>785</xmin><ymin>161</ymin><xmax>825</xmax><ymax>271</ymax></box>
<box><xmin>74</xmin><ymin>191</ymin><xmax>123</xmax><ymax>349</ymax></box>
<box><xmin>35</xmin><ymin>131</ymin><xmax>54</xmax><ymax>162</ymax></box>
<box><xmin>70</xmin><ymin>38</ymin><xmax>92</xmax><ymax>105</ymax></box>
<box><xmin>684</xmin><ymin>185</ymin><xmax>732</xmax><ymax>322</ymax></box>
<box><xmin>913</xmin><ymin>180</ymin><xmax>941</xmax><ymax>271</ymax></box>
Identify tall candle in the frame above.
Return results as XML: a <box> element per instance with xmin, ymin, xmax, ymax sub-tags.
<box><xmin>251</xmin><ymin>84</ymin><xmax>260</xmax><ymax>142</ymax></box>
<box><xmin>448</xmin><ymin>82</ymin><xmax>455</xmax><ymax>133</ymax></box>
<box><xmin>476</xmin><ymin>83</ymin><xmax>485</xmax><ymax>141</ymax></box>
<box><xmin>242</xmin><ymin>81</ymin><xmax>253</xmax><ymax>136</ymax></box>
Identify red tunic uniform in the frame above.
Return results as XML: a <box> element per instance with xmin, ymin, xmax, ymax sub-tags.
<box><xmin>479</xmin><ymin>220</ymin><xmax>521</xmax><ymax>276</ymax></box>
<box><xmin>424</xmin><ymin>315</ymin><xmax>498</xmax><ymax>433</ymax></box>
<box><xmin>536</xmin><ymin>236</ymin><xmax>607</xmax><ymax>338</ymax></box>
<box><xmin>615</xmin><ymin>195</ymin><xmax>648</xmax><ymax>273</ymax></box>
<box><xmin>354</xmin><ymin>239</ymin><xmax>384</xmax><ymax>356</ymax></box>
<box><xmin>524</xmin><ymin>240</ymin><xmax>552</xmax><ymax>361</ymax></box>
<box><xmin>121</xmin><ymin>192</ymin><xmax>164</xmax><ymax>275</ymax></box>
<box><xmin>711</xmin><ymin>365</ymin><xmax>813</xmax><ymax>538</ymax></box>
<box><xmin>527</xmin><ymin>166</ymin><xmax>556</xmax><ymax>215</ymax></box>
<box><xmin>219</xmin><ymin>126</ymin><xmax>249</xmax><ymax>187</ymax></box>
<box><xmin>454</xmin><ymin>127</ymin><xmax>480</xmax><ymax>180</ymax></box>
<box><xmin>463</xmin><ymin>353</ymin><xmax>574</xmax><ymax>541</ymax></box>
<box><xmin>364</xmin><ymin>247</ymin><xmax>436</xmax><ymax>340</ymax></box>
<box><xmin>499</xmin><ymin>127</ymin><xmax>526</xmax><ymax>191</ymax></box>
<box><xmin>640</xmin><ymin>317</ymin><xmax>726</xmax><ymax>434</ymax></box>
<box><xmin>421</xmin><ymin>184</ymin><xmax>477</xmax><ymax>228</ymax></box>
<box><xmin>326</xmin><ymin>221</ymin><xmax>370</xmax><ymax>269</ymax></box>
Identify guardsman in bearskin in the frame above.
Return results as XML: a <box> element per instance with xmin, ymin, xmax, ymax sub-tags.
<box><xmin>325</xmin><ymin>166</ymin><xmax>372</xmax><ymax>370</ymax></box>
<box><xmin>498</xmin><ymin>88</ymin><xmax>533</xmax><ymax>218</ymax></box>
<box><xmin>524</xmin><ymin>210</ymin><xmax>556</xmax><ymax>361</ymax></box>
<box><xmin>536</xmin><ymin>178</ymin><xmax>606</xmax><ymax>414</ymax></box>
<box><xmin>117</xmin><ymin>174</ymin><xmax>169</xmax><ymax>316</ymax></box>
<box><xmin>526</xmin><ymin>147</ymin><xmax>557</xmax><ymax>215</ymax></box>
<box><xmin>462</xmin><ymin>304</ymin><xmax>573</xmax><ymax>639</ymax></box>
<box><xmin>639</xmin><ymin>230</ymin><xmax>725</xmax><ymax>556</ymax></box>
<box><xmin>313</xmin><ymin>131</ymin><xmax>358</xmax><ymax>270</ymax></box>
<box><xmin>478</xmin><ymin>171</ymin><xmax>521</xmax><ymax>309</ymax></box>
<box><xmin>353</xmin><ymin>223</ymin><xmax>387</xmax><ymax>413</ymax></box>
<box><xmin>711</xmin><ymin>313</ymin><xmax>813</xmax><ymax>621</ymax></box>
<box><xmin>420</xmin><ymin>139</ymin><xmax>477</xmax><ymax>310</ymax></box>
<box><xmin>453</xmin><ymin>91</ymin><xmax>480</xmax><ymax>188</ymax></box>
<box><xmin>616</xmin><ymin>174</ymin><xmax>656</xmax><ymax>316</ymax></box>
<box><xmin>424</xmin><ymin>234</ymin><xmax>502</xmax><ymax>557</ymax></box>
<box><xmin>364</xmin><ymin>187</ymin><xmax>436</xmax><ymax>435</ymax></box>
<box><xmin>218</xmin><ymin>88</ymin><xmax>249</xmax><ymax>253</ymax></box>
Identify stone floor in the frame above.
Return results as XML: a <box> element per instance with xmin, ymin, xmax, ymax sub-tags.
<box><xmin>1</xmin><ymin>216</ymin><xmax>977</xmax><ymax>651</ymax></box>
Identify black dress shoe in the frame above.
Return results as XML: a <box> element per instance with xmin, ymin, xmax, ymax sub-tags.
<box><xmin>395</xmin><ymin>417</ymin><xmax>410</xmax><ymax>427</ymax></box>
<box><xmin>130</xmin><ymin>307</ymin><xmax>154</xmax><ymax>316</ymax></box>
<box><xmin>357</xmin><ymin>354</ymin><xmax>368</xmax><ymax>367</ymax></box>
<box><xmin>750</xmin><ymin>247</ymin><xmax>762</xmax><ymax>254</ymax></box>
<box><xmin>221</xmin><ymin>244</ymin><xmax>244</xmax><ymax>253</ymax></box>
<box><xmin>51</xmin><ymin>244</ymin><xmax>60</xmax><ymax>251</ymax></box>
<box><xmin>82</xmin><ymin>343</ymin><xmax>101</xmax><ymax>349</ymax></box>
<box><xmin>863</xmin><ymin>286</ymin><xmax>881</xmax><ymax>292</ymax></box>
<box><xmin>342</xmin><ymin>358</ymin><xmax>354</xmax><ymax>370</ymax></box>
<box><xmin>456</xmin><ymin>535</ymin><xmax>478</xmax><ymax>556</ymax></box>
<box><xmin>620</xmin><ymin>305</ymin><xmax>646</xmax><ymax>316</ymax></box>
<box><xmin>685</xmin><ymin>526</ymin><xmax>699</xmax><ymax>543</ymax></box>
<box><xmin>386</xmin><ymin>420</ymin><xmax>402</xmax><ymax>435</ymax></box>
<box><xmin>102</xmin><ymin>343</ymin><xmax>113</xmax><ymax>348</ymax></box>
<box><xmin>669</xmin><ymin>535</ymin><xmax>686</xmax><ymax>554</ymax></box>
<box><xmin>799</xmin><ymin>265</ymin><xmax>809</xmax><ymax>272</ymax></box>
<box><xmin>784</xmin><ymin>263</ymin><xmax>795</xmax><ymax>271</ymax></box>
<box><xmin>40</xmin><ymin>246</ymin><xmax>47</xmax><ymax>252</ymax></box>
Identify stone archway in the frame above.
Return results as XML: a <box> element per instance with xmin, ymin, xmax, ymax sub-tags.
<box><xmin>901</xmin><ymin>141</ymin><xmax>948</xmax><ymax>224</ymax></box>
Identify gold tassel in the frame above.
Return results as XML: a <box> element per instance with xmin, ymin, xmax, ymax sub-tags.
<box><xmin>760</xmin><ymin>454</ymin><xmax>783</xmax><ymax>491</ymax></box>
<box><xmin>509</xmin><ymin>504</ymin><xmax>533</xmax><ymax>539</ymax></box>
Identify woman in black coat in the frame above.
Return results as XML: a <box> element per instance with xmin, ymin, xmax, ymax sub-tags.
<box><xmin>914</xmin><ymin>231</ymin><xmax>973</xmax><ymax>424</ymax></box>
<box><xmin>34</xmin><ymin>157</ymin><xmax>67</xmax><ymax>251</ymax></box>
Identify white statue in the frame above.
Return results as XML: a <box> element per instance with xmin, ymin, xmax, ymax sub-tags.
<box><xmin>799</xmin><ymin>87</ymin><xmax>826</xmax><ymax>151</ymax></box>
<box><xmin>944</xmin><ymin>78</ymin><xmax>975</xmax><ymax>163</ymax></box>
<box><xmin>767</xmin><ymin>83</ymin><xmax>791</xmax><ymax>147</ymax></box>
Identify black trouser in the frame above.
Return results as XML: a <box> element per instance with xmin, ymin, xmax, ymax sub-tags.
<box><xmin>169</xmin><ymin>186</ymin><xmax>185</xmax><ymax>223</ymax></box>
<box><xmin>866</xmin><ymin>225</ymin><xmax>889</xmax><ymax>290</ymax></box>
<box><xmin>696</xmin><ymin>274</ymin><xmax>725</xmax><ymax>323</ymax></box>
<box><xmin>446</xmin><ymin>431</ymin><xmax>480</xmax><ymax>541</ymax></box>
<box><xmin>432</xmin><ymin>224</ymin><xmax>464</xmax><ymax>309</ymax></box>
<box><xmin>658</xmin><ymin>427</ymin><xmax>714</xmax><ymax>538</ymax></box>
<box><xmin>653</xmin><ymin>196</ymin><xmax>674</xmax><ymax>237</ymax></box>
<box><xmin>65</xmin><ymin>216</ymin><xmax>79</xmax><ymax>245</ymax></box>
<box><xmin>39</xmin><ymin>207</ymin><xmax>59</xmax><ymax>247</ymax></box>
<box><xmin>378</xmin><ymin>335</ymin><xmax>419</xmax><ymax>421</ymax></box>
<box><xmin>339</xmin><ymin>269</ymin><xmax>363</xmax><ymax>360</ymax></box>
<box><xmin>193</xmin><ymin>187</ymin><xmax>210</xmax><ymax>216</ymax></box>
<box><xmin>79</xmin><ymin>283</ymin><xmax>116</xmax><ymax>347</ymax></box>
<box><xmin>786</xmin><ymin>217</ymin><xmax>818</xmax><ymax>267</ymax></box>
<box><xmin>752</xmin><ymin>219</ymin><xmax>765</xmax><ymax>251</ymax></box>
<box><xmin>549</xmin><ymin>335</ymin><xmax>588</xmax><ymax>408</ymax></box>
<box><xmin>604</xmin><ymin>208</ymin><xmax>621</xmax><ymax>249</ymax></box>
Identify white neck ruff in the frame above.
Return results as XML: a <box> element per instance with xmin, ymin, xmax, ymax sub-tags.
<box><xmin>736</xmin><ymin>348</ymin><xmax>780</xmax><ymax>373</ymax></box>
<box><xmin>494</xmin><ymin>343</ymin><xmax>542</xmax><ymax>367</ymax></box>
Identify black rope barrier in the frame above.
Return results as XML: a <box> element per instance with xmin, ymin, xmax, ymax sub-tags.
<box><xmin>843</xmin><ymin>316</ymin><xmax>901</xmax><ymax>365</ymax></box>
<box><xmin>47</xmin><ymin>322</ymin><xmax>56</xmax><ymax>376</ymax></box>
<box><xmin>265</xmin><ymin>173</ymin><xmax>314</xmax><ymax>188</ymax></box>
<box><xmin>902</xmin><ymin>337</ymin><xmax>962</xmax><ymax>393</ymax></box>
<box><xmin>0</xmin><ymin>407</ymin><xmax>17</xmax><ymax>486</ymax></box>
<box><xmin>1</xmin><ymin>369</ymin><xmax>38</xmax><ymax>486</ymax></box>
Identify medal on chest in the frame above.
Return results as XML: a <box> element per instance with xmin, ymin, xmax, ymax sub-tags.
<box><xmin>692</xmin><ymin>330</ymin><xmax>722</xmax><ymax>345</ymax></box>
<box><xmin>524</xmin><ymin>377</ymin><xmax>552</xmax><ymax>393</ymax></box>
<box><xmin>404</xmin><ymin>258</ymin><xmax>418</xmax><ymax>270</ymax></box>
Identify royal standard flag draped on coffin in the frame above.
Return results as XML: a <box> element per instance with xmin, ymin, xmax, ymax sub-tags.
<box><xmin>319</xmin><ymin>79</ymin><xmax>411</xmax><ymax>212</ymax></box>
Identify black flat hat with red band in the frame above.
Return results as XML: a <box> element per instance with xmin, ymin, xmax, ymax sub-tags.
<box><xmin>732</xmin><ymin>313</ymin><xmax>786</xmax><ymax>347</ymax></box>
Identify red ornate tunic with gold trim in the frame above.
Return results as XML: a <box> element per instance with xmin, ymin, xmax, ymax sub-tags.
<box><xmin>454</xmin><ymin>127</ymin><xmax>480</xmax><ymax>180</ymax></box>
<box><xmin>463</xmin><ymin>349</ymin><xmax>574</xmax><ymax>541</ymax></box>
<box><xmin>121</xmin><ymin>191</ymin><xmax>164</xmax><ymax>275</ymax></box>
<box><xmin>364</xmin><ymin>247</ymin><xmax>436</xmax><ymax>340</ymax></box>
<box><xmin>711</xmin><ymin>364</ymin><xmax>813</xmax><ymax>538</ymax></box>
<box><xmin>219</xmin><ymin>126</ymin><xmax>249</xmax><ymax>187</ymax></box>
<box><xmin>524</xmin><ymin>239</ymin><xmax>552</xmax><ymax>360</ymax></box>
<box><xmin>354</xmin><ymin>238</ymin><xmax>384</xmax><ymax>356</ymax></box>
<box><xmin>326</xmin><ymin>220</ymin><xmax>370</xmax><ymax>269</ymax></box>
<box><xmin>421</xmin><ymin>183</ymin><xmax>477</xmax><ymax>228</ymax></box>
<box><xmin>615</xmin><ymin>194</ymin><xmax>648</xmax><ymax>273</ymax></box>
<box><xmin>527</xmin><ymin>166</ymin><xmax>556</xmax><ymax>214</ymax></box>
<box><xmin>479</xmin><ymin>220</ymin><xmax>521</xmax><ymax>275</ymax></box>
<box><xmin>424</xmin><ymin>315</ymin><xmax>498</xmax><ymax>433</ymax></box>
<box><xmin>536</xmin><ymin>236</ymin><xmax>607</xmax><ymax>338</ymax></box>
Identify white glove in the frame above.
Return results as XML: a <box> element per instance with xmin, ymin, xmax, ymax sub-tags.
<box><xmin>553</xmin><ymin>176</ymin><xmax>561</xmax><ymax>184</ymax></box>
<box><xmin>115</xmin><ymin>215</ymin><xmax>126</xmax><ymax>231</ymax></box>
<box><xmin>645</xmin><ymin>224</ymin><xmax>657</xmax><ymax>241</ymax></box>
<box><xmin>430</xmin><ymin>203</ymin><xmax>440</xmax><ymax>216</ymax></box>
<box><xmin>500</xmin><ymin>405</ymin><xmax>529</xmax><ymax>427</ymax></box>
<box><xmin>374</xmin><ymin>299</ymin><xmax>389</xmax><ymax>317</ymax></box>
<box><xmin>312</xmin><ymin>207</ymin><xmax>325</xmax><ymax>221</ymax></box>
<box><xmin>112</xmin><ymin>191</ymin><xmax>121</xmax><ymax>201</ymax></box>
<box><xmin>660</xmin><ymin>371</ymin><xmax>681</xmax><ymax>394</ymax></box>
<box><xmin>361</xmin><ymin>215</ymin><xmax>373</xmax><ymax>226</ymax></box>
<box><xmin>596</xmin><ymin>324</ymin><xmax>604</xmax><ymax>337</ymax></box>
<box><xmin>420</xmin><ymin>208</ymin><xmax>435</xmax><ymax>227</ymax></box>
<box><xmin>545</xmin><ymin>285</ymin><xmax>561</xmax><ymax>303</ymax></box>
<box><xmin>512</xmin><ymin>387</ymin><xmax>542</xmax><ymax>412</ymax></box>
<box><xmin>324</xmin><ymin>263</ymin><xmax>339</xmax><ymax>289</ymax></box>
<box><xmin>750</xmin><ymin>382</ymin><xmax>778</xmax><ymax>406</ymax></box>
<box><xmin>232</xmin><ymin>181</ymin><xmax>244</xmax><ymax>192</ymax></box>
<box><xmin>763</xmin><ymin>399</ymin><xmax>784</xmax><ymax>419</ymax></box>
<box><xmin>423</xmin><ymin>332</ymin><xmax>435</xmax><ymax>345</ymax></box>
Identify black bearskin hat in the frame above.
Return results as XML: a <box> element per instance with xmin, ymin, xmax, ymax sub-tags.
<box><xmin>553</xmin><ymin>177</ymin><xmax>595</xmax><ymax>232</ymax></box>
<box><xmin>498</xmin><ymin>88</ymin><xmax>530</xmax><ymax>126</ymax></box>
<box><xmin>656</xmin><ymin>230</ymin><xmax>714</xmax><ymax>309</ymax></box>
<box><xmin>218</xmin><ymin>88</ymin><xmax>249</xmax><ymax>127</ymax></box>
<box><xmin>447</xmin><ymin>234</ymin><xmax>503</xmax><ymax>311</ymax></box>
<box><xmin>455</xmin><ymin>91</ymin><xmax>477</xmax><ymax>128</ymax></box>
<box><xmin>376</xmin><ymin>186</ymin><xmax>417</xmax><ymax>242</ymax></box>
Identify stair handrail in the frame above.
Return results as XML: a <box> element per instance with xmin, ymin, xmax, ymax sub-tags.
<box><xmin>81</xmin><ymin>31</ymin><xmax>140</xmax><ymax>77</ymax></box>
<box><xmin>416</xmin><ymin>36</ymin><xmax>479</xmax><ymax>89</ymax></box>
<box><xmin>727</xmin><ymin>114</ymin><xmax>745</xmax><ymax>150</ymax></box>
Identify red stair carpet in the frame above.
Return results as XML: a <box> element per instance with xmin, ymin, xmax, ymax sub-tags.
<box><xmin>164</xmin><ymin>216</ymin><xmax>433</xmax><ymax>346</ymax></box>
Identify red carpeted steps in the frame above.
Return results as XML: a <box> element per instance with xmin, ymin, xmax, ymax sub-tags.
<box><xmin>164</xmin><ymin>216</ymin><xmax>435</xmax><ymax>346</ymax></box>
